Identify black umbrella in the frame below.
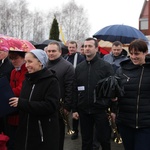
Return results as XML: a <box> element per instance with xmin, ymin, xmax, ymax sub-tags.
<box><xmin>29</xmin><ymin>40</ymin><xmax>38</xmax><ymax>46</ymax></box>
<box><xmin>93</xmin><ymin>24</ymin><xmax>148</xmax><ymax>44</ymax></box>
<box><xmin>34</xmin><ymin>39</ymin><xmax>68</xmax><ymax>56</ymax></box>
<box><xmin>95</xmin><ymin>75</ymin><xmax>124</xmax><ymax>99</ymax></box>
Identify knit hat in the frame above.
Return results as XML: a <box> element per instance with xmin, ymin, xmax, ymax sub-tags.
<box><xmin>30</xmin><ymin>49</ymin><xmax>48</xmax><ymax>68</ymax></box>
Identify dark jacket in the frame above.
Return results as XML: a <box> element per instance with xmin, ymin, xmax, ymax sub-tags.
<box><xmin>0</xmin><ymin>57</ymin><xmax>14</xmax><ymax>80</ymax></box>
<box><xmin>15</xmin><ymin>68</ymin><xmax>60</xmax><ymax>150</ymax></box>
<box><xmin>64</xmin><ymin>52</ymin><xmax>85</xmax><ymax>67</ymax></box>
<box><xmin>72</xmin><ymin>54</ymin><xmax>114</xmax><ymax>114</ymax></box>
<box><xmin>116</xmin><ymin>58</ymin><xmax>150</xmax><ymax>128</ymax></box>
<box><xmin>46</xmin><ymin>56</ymin><xmax>75</xmax><ymax>111</ymax></box>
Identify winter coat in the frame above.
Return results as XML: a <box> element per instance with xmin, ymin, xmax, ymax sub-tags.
<box><xmin>0</xmin><ymin>57</ymin><xmax>14</xmax><ymax>80</ymax></box>
<box><xmin>15</xmin><ymin>68</ymin><xmax>60</xmax><ymax>150</ymax></box>
<box><xmin>8</xmin><ymin>63</ymin><xmax>27</xmax><ymax>126</ymax></box>
<box><xmin>10</xmin><ymin>63</ymin><xmax>27</xmax><ymax>97</ymax></box>
<box><xmin>116</xmin><ymin>58</ymin><xmax>150</xmax><ymax>128</ymax></box>
<box><xmin>103</xmin><ymin>49</ymin><xmax>128</xmax><ymax>72</ymax></box>
<box><xmin>72</xmin><ymin>54</ymin><xmax>114</xmax><ymax>114</ymax></box>
<box><xmin>46</xmin><ymin>56</ymin><xmax>75</xmax><ymax>111</ymax></box>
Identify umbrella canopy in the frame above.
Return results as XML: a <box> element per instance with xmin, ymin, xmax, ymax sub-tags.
<box><xmin>20</xmin><ymin>39</ymin><xmax>36</xmax><ymax>52</ymax></box>
<box><xmin>35</xmin><ymin>39</ymin><xmax>68</xmax><ymax>56</ymax></box>
<box><xmin>29</xmin><ymin>40</ymin><xmax>38</xmax><ymax>46</ymax></box>
<box><xmin>0</xmin><ymin>35</ymin><xmax>35</xmax><ymax>52</ymax></box>
<box><xmin>93</xmin><ymin>24</ymin><xmax>148</xmax><ymax>44</ymax></box>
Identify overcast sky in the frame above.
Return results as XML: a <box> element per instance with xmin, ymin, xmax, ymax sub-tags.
<box><xmin>26</xmin><ymin>0</ymin><xmax>145</xmax><ymax>36</ymax></box>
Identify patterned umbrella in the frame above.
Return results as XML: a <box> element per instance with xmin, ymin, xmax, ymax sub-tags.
<box><xmin>0</xmin><ymin>35</ymin><xmax>35</xmax><ymax>52</ymax></box>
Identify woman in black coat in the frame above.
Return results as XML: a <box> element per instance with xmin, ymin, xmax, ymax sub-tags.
<box><xmin>9</xmin><ymin>49</ymin><xmax>60</xmax><ymax>150</ymax></box>
<box><xmin>115</xmin><ymin>40</ymin><xmax>150</xmax><ymax>150</ymax></box>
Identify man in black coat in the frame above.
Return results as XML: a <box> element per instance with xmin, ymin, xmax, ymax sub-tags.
<box><xmin>0</xmin><ymin>50</ymin><xmax>14</xmax><ymax>80</ymax></box>
<box><xmin>46</xmin><ymin>41</ymin><xmax>75</xmax><ymax>150</ymax></box>
<box><xmin>0</xmin><ymin>50</ymin><xmax>14</xmax><ymax>134</ymax></box>
<box><xmin>72</xmin><ymin>38</ymin><xmax>114</xmax><ymax>150</ymax></box>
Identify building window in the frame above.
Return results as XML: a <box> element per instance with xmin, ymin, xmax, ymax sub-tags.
<box><xmin>139</xmin><ymin>18</ymin><xmax>148</xmax><ymax>30</ymax></box>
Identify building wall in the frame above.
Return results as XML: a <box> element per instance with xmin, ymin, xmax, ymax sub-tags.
<box><xmin>139</xmin><ymin>0</ymin><xmax>150</xmax><ymax>35</ymax></box>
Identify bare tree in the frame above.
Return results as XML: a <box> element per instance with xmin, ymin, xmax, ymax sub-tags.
<box><xmin>10</xmin><ymin>0</ymin><xmax>30</xmax><ymax>39</ymax></box>
<box><xmin>58</xmin><ymin>0</ymin><xmax>90</xmax><ymax>41</ymax></box>
<box><xmin>31</xmin><ymin>11</ymin><xmax>47</xmax><ymax>43</ymax></box>
<box><xmin>0</xmin><ymin>0</ymin><xmax>12</xmax><ymax>35</ymax></box>
<box><xmin>0</xmin><ymin>0</ymin><xmax>90</xmax><ymax>43</ymax></box>
<box><xmin>0</xmin><ymin>0</ymin><xmax>31</xmax><ymax>39</ymax></box>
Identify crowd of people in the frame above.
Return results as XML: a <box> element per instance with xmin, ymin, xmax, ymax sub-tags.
<box><xmin>0</xmin><ymin>37</ymin><xmax>150</xmax><ymax>150</ymax></box>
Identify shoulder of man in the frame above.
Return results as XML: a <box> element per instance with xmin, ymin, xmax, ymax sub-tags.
<box><xmin>63</xmin><ymin>54</ymin><xmax>69</xmax><ymax>59</ymax></box>
<box><xmin>103</xmin><ymin>53</ymin><xmax>112</xmax><ymax>59</ymax></box>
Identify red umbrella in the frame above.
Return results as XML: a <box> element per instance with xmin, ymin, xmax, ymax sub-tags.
<box><xmin>0</xmin><ymin>35</ymin><xmax>35</xmax><ymax>52</ymax></box>
<box><xmin>20</xmin><ymin>39</ymin><xmax>36</xmax><ymax>52</ymax></box>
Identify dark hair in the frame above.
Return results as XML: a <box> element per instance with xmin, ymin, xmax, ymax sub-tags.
<box><xmin>85</xmin><ymin>37</ymin><xmax>98</xmax><ymax>48</ymax></box>
<box><xmin>68</xmin><ymin>41</ymin><xmax>78</xmax><ymax>48</ymax></box>
<box><xmin>129</xmin><ymin>39</ymin><xmax>148</xmax><ymax>53</ymax></box>
<box><xmin>9</xmin><ymin>51</ymin><xmax>26</xmax><ymax>58</ymax></box>
<box><xmin>81</xmin><ymin>44</ymin><xmax>84</xmax><ymax>48</ymax></box>
<box><xmin>112</xmin><ymin>41</ymin><xmax>122</xmax><ymax>47</ymax></box>
<box><xmin>48</xmin><ymin>41</ymin><xmax>61</xmax><ymax>51</ymax></box>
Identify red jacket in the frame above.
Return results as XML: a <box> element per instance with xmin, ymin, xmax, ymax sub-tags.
<box><xmin>8</xmin><ymin>63</ymin><xmax>27</xmax><ymax>126</ymax></box>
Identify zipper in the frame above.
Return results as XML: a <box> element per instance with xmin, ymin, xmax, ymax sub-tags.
<box><xmin>87</xmin><ymin>61</ymin><xmax>91</xmax><ymax>113</ymax></box>
<box><xmin>25</xmin><ymin>84</ymin><xmax>35</xmax><ymax>150</ymax></box>
<box><xmin>38</xmin><ymin>120</ymin><xmax>44</xmax><ymax>142</ymax></box>
<box><xmin>123</xmin><ymin>73</ymin><xmax>130</xmax><ymax>82</ymax></box>
<box><xmin>93</xmin><ymin>89</ymin><xmax>96</xmax><ymax>103</ymax></box>
<box><xmin>135</xmin><ymin>67</ymin><xmax>144</xmax><ymax>128</ymax></box>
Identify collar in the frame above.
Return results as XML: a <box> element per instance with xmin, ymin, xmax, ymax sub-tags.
<box><xmin>86</xmin><ymin>53</ymin><xmax>99</xmax><ymax>64</ymax></box>
<box><xmin>15</xmin><ymin>63</ymin><xmax>25</xmax><ymax>71</ymax></box>
<box><xmin>15</xmin><ymin>67</ymin><xmax>21</xmax><ymax>71</ymax></box>
<box><xmin>0</xmin><ymin>59</ymin><xmax>5</xmax><ymax>67</ymax></box>
<box><xmin>48</xmin><ymin>56</ymin><xmax>62</xmax><ymax>64</ymax></box>
<box><xmin>0</xmin><ymin>58</ymin><xmax>4</xmax><ymax>62</ymax></box>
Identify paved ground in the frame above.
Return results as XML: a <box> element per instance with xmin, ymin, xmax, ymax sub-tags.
<box><xmin>64</xmin><ymin>133</ymin><xmax>124</xmax><ymax>150</ymax></box>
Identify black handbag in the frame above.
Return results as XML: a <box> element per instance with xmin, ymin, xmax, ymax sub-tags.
<box><xmin>95</xmin><ymin>76</ymin><xmax>124</xmax><ymax>99</ymax></box>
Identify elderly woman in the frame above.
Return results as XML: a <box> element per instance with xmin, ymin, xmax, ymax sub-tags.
<box><xmin>9</xmin><ymin>49</ymin><xmax>60</xmax><ymax>150</ymax></box>
<box><xmin>8</xmin><ymin>50</ymin><xmax>27</xmax><ymax>150</ymax></box>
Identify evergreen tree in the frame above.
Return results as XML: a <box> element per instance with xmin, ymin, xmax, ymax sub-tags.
<box><xmin>49</xmin><ymin>16</ymin><xmax>59</xmax><ymax>41</ymax></box>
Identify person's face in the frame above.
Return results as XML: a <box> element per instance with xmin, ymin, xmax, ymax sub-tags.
<box><xmin>9</xmin><ymin>54</ymin><xmax>25</xmax><ymax>68</ymax></box>
<box><xmin>129</xmin><ymin>49</ymin><xmax>147</xmax><ymax>65</ymax></box>
<box><xmin>84</xmin><ymin>40</ymin><xmax>97</xmax><ymax>60</ymax></box>
<box><xmin>68</xmin><ymin>43</ymin><xmax>77</xmax><ymax>54</ymax></box>
<box><xmin>25</xmin><ymin>53</ymin><xmax>42</xmax><ymax>73</ymax></box>
<box><xmin>0</xmin><ymin>51</ymin><xmax>8</xmax><ymax>60</ymax></box>
<box><xmin>46</xmin><ymin>44</ymin><xmax>61</xmax><ymax>60</ymax></box>
<box><xmin>111</xmin><ymin>45</ymin><xmax>122</xmax><ymax>56</ymax></box>
<box><xmin>80</xmin><ymin>47</ymin><xmax>84</xmax><ymax>55</ymax></box>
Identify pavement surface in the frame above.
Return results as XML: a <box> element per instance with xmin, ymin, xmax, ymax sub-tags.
<box><xmin>64</xmin><ymin>132</ymin><xmax>124</xmax><ymax>150</ymax></box>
